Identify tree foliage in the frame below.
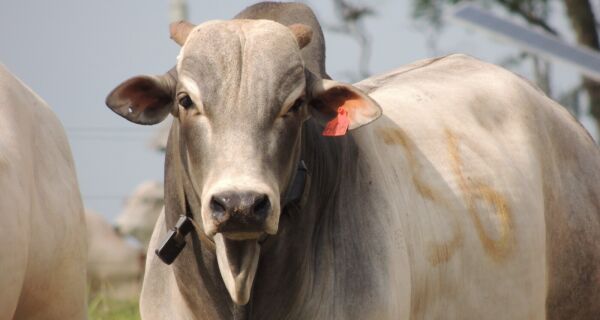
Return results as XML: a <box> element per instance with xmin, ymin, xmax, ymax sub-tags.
<box><xmin>412</xmin><ymin>0</ymin><xmax>600</xmax><ymax>130</ymax></box>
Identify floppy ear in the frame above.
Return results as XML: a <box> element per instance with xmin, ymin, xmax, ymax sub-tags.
<box><xmin>106</xmin><ymin>72</ymin><xmax>176</xmax><ymax>125</ymax></box>
<box><xmin>309</xmin><ymin>78</ymin><xmax>382</xmax><ymax>136</ymax></box>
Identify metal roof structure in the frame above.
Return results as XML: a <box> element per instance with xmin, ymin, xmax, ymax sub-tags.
<box><xmin>450</xmin><ymin>4</ymin><xmax>600</xmax><ymax>82</ymax></box>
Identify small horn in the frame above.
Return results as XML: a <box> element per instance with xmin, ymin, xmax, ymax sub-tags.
<box><xmin>288</xmin><ymin>24</ymin><xmax>313</xmax><ymax>50</ymax></box>
<box><xmin>170</xmin><ymin>21</ymin><xmax>196</xmax><ymax>46</ymax></box>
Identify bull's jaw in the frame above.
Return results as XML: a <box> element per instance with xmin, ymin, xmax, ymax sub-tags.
<box><xmin>214</xmin><ymin>233</ymin><xmax>260</xmax><ymax>305</ymax></box>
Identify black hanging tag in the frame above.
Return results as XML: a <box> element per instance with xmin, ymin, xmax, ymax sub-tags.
<box><xmin>155</xmin><ymin>215</ymin><xmax>194</xmax><ymax>265</ymax></box>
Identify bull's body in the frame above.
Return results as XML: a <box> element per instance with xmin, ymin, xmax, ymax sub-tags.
<box><xmin>141</xmin><ymin>54</ymin><xmax>600</xmax><ymax>319</ymax></box>
<box><xmin>103</xmin><ymin>2</ymin><xmax>600</xmax><ymax>319</ymax></box>
<box><xmin>0</xmin><ymin>64</ymin><xmax>87</xmax><ymax>319</ymax></box>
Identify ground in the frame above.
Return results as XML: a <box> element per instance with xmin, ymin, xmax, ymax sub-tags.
<box><xmin>88</xmin><ymin>294</ymin><xmax>140</xmax><ymax>320</ymax></box>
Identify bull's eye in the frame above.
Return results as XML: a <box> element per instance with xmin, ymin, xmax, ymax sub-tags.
<box><xmin>178</xmin><ymin>94</ymin><xmax>194</xmax><ymax>109</ymax></box>
<box><xmin>288</xmin><ymin>97</ymin><xmax>305</xmax><ymax>114</ymax></box>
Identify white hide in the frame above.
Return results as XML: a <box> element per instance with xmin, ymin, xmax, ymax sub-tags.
<box><xmin>0</xmin><ymin>63</ymin><xmax>87</xmax><ymax>319</ymax></box>
<box><xmin>142</xmin><ymin>54</ymin><xmax>600</xmax><ymax>319</ymax></box>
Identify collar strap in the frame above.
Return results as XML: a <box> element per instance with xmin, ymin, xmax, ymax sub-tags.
<box><xmin>282</xmin><ymin>160</ymin><xmax>310</xmax><ymax>208</ymax></box>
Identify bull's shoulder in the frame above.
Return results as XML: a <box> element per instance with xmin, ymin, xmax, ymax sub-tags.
<box><xmin>354</xmin><ymin>54</ymin><xmax>597</xmax><ymax>204</ymax></box>
<box><xmin>0</xmin><ymin>64</ymin><xmax>42</xmax><ymax>169</ymax></box>
<box><xmin>0</xmin><ymin>63</ymin><xmax>50</xmax><ymax>113</ymax></box>
<box><xmin>356</xmin><ymin>54</ymin><xmax>563</xmax><ymax>135</ymax></box>
<box><xmin>0</xmin><ymin>63</ymin><xmax>64</xmax><ymax>134</ymax></box>
<box><xmin>0</xmin><ymin>63</ymin><xmax>76</xmax><ymax>184</ymax></box>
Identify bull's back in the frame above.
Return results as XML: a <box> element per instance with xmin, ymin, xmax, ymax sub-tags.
<box><xmin>0</xmin><ymin>64</ymin><xmax>87</xmax><ymax>319</ymax></box>
<box><xmin>351</xmin><ymin>54</ymin><xmax>599</xmax><ymax>319</ymax></box>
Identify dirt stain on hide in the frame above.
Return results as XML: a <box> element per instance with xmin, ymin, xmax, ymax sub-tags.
<box><xmin>446</xmin><ymin>129</ymin><xmax>514</xmax><ymax>262</ymax></box>
<box><xmin>377</xmin><ymin>127</ymin><xmax>514</xmax><ymax>264</ymax></box>
<box><xmin>379</xmin><ymin>127</ymin><xmax>436</xmax><ymax>200</ymax></box>
<box><xmin>377</xmin><ymin>127</ymin><xmax>464</xmax><ymax>266</ymax></box>
<box><xmin>427</xmin><ymin>225</ymin><xmax>464</xmax><ymax>266</ymax></box>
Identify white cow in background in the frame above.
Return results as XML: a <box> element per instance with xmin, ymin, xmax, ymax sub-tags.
<box><xmin>86</xmin><ymin>210</ymin><xmax>145</xmax><ymax>302</ymax></box>
<box><xmin>0</xmin><ymin>63</ymin><xmax>87</xmax><ymax>319</ymax></box>
<box><xmin>115</xmin><ymin>180</ymin><xmax>164</xmax><ymax>250</ymax></box>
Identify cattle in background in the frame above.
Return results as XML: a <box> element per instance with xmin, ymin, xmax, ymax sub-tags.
<box><xmin>115</xmin><ymin>180</ymin><xmax>164</xmax><ymax>250</ymax></box>
<box><xmin>0</xmin><ymin>63</ymin><xmax>87</xmax><ymax>319</ymax></box>
<box><xmin>86</xmin><ymin>210</ymin><xmax>145</xmax><ymax>302</ymax></box>
<box><xmin>105</xmin><ymin>2</ymin><xmax>600</xmax><ymax>319</ymax></box>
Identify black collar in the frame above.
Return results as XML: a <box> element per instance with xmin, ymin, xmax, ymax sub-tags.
<box><xmin>282</xmin><ymin>160</ymin><xmax>310</xmax><ymax>208</ymax></box>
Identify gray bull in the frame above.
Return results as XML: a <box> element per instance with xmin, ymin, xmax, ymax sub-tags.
<box><xmin>106</xmin><ymin>2</ymin><xmax>600</xmax><ymax>319</ymax></box>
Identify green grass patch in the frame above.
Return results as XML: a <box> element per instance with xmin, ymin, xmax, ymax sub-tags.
<box><xmin>88</xmin><ymin>295</ymin><xmax>140</xmax><ymax>320</ymax></box>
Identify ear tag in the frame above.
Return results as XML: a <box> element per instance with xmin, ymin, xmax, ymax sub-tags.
<box><xmin>322</xmin><ymin>107</ymin><xmax>349</xmax><ymax>136</ymax></box>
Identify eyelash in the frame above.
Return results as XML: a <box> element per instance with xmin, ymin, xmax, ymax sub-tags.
<box><xmin>288</xmin><ymin>97</ymin><xmax>304</xmax><ymax>114</ymax></box>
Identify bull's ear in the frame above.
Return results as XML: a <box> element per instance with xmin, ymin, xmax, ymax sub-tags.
<box><xmin>309</xmin><ymin>78</ymin><xmax>382</xmax><ymax>136</ymax></box>
<box><xmin>106</xmin><ymin>74</ymin><xmax>175</xmax><ymax>125</ymax></box>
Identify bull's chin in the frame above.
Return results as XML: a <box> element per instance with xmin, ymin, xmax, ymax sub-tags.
<box><xmin>214</xmin><ymin>233</ymin><xmax>261</xmax><ymax>305</ymax></box>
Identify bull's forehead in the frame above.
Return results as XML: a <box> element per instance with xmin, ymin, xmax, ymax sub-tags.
<box><xmin>176</xmin><ymin>20</ymin><xmax>305</xmax><ymax>116</ymax></box>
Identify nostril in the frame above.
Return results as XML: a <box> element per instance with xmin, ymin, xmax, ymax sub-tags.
<box><xmin>253</xmin><ymin>195</ymin><xmax>271</xmax><ymax>217</ymax></box>
<box><xmin>210</xmin><ymin>192</ymin><xmax>271</xmax><ymax>228</ymax></box>
<box><xmin>210</xmin><ymin>196</ymin><xmax>228</xmax><ymax>222</ymax></box>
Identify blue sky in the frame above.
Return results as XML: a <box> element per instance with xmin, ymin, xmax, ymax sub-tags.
<box><xmin>0</xmin><ymin>0</ymin><xmax>592</xmax><ymax>221</ymax></box>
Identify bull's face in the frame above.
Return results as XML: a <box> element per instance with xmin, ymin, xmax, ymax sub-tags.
<box><xmin>106</xmin><ymin>19</ymin><xmax>381</xmax><ymax>305</ymax></box>
<box><xmin>175</xmin><ymin>20</ymin><xmax>309</xmax><ymax>240</ymax></box>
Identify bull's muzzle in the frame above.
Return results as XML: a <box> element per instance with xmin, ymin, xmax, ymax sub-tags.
<box><xmin>207</xmin><ymin>191</ymin><xmax>270</xmax><ymax>305</ymax></box>
<box><xmin>209</xmin><ymin>191</ymin><xmax>271</xmax><ymax>236</ymax></box>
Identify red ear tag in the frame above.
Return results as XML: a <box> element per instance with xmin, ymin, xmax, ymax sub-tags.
<box><xmin>322</xmin><ymin>107</ymin><xmax>350</xmax><ymax>136</ymax></box>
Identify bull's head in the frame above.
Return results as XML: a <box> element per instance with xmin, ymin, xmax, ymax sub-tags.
<box><xmin>106</xmin><ymin>19</ymin><xmax>381</xmax><ymax>305</ymax></box>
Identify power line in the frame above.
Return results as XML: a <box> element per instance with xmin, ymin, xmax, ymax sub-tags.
<box><xmin>69</xmin><ymin>137</ymin><xmax>150</xmax><ymax>141</ymax></box>
<box><xmin>65</xmin><ymin>126</ymin><xmax>156</xmax><ymax>132</ymax></box>
<box><xmin>84</xmin><ymin>195</ymin><xmax>128</xmax><ymax>199</ymax></box>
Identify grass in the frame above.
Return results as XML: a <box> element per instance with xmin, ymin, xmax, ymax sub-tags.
<box><xmin>88</xmin><ymin>294</ymin><xmax>140</xmax><ymax>320</ymax></box>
